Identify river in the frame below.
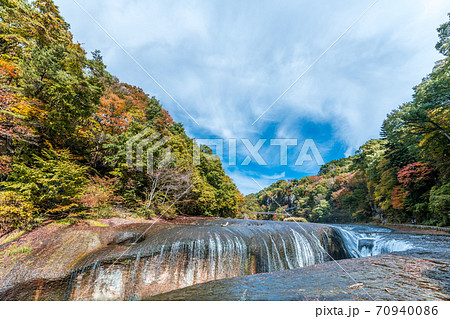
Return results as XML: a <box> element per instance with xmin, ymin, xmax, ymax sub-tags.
<box><xmin>0</xmin><ymin>219</ymin><xmax>448</xmax><ymax>300</ymax></box>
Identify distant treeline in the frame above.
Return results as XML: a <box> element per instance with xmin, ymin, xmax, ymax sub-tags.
<box><xmin>241</xmin><ymin>14</ymin><xmax>450</xmax><ymax>227</ymax></box>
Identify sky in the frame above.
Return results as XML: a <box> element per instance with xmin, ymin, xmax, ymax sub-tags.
<box><xmin>54</xmin><ymin>0</ymin><xmax>450</xmax><ymax>195</ymax></box>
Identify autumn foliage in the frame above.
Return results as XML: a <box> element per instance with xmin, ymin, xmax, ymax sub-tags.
<box><xmin>0</xmin><ymin>0</ymin><xmax>241</xmax><ymax>230</ymax></box>
<box><xmin>243</xmin><ymin>13</ymin><xmax>450</xmax><ymax>226</ymax></box>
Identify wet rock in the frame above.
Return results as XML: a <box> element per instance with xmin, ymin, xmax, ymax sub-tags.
<box><xmin>0</xmin><ymin>219</ymin><xmax>436</xmax><ymax>301</ymax></box>
<box><xmin>0</xmin><ymin>220</ymin><xmax>344</xmax><ymax>300</ymax></box>
<box><xmin>110</xmin><ymin>232</ymin><xmax>144</xmax><ymax>246</ymax></box>
<box><xmin>319</xmin><ymin>227</ymin><xmax>353</xmax><ymax>260</ymax></box>
<box><xmin>148</xmin><ymin>255</ymin><xmax>450</xmax><ymax>301</ymax></box>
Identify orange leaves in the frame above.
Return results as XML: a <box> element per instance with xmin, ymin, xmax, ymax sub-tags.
<box><xmin>97</xmin><ymin>91</ymin><xmax>131</xmax><ymax>134</ymax></box>
<box><xmin>0</xmin><ymin>58</ymin><xmax>20</xmax><ymax>84</ymax></box>
<box><xmin>78</xmin><ymin>176</ymin><xmax>122</xmax><ymax>213</ymax></box>
<box><xmin>95</xmin><ymin>80</ymin><xmax>175</xmax><ymax>135</ymax></box>
<box><xmin>0</xmin><ymin>89</ymin><xmax>36</xmax><ymax>143</ymax></box>
<box><xmin>95</xmin><ymin>81</ymin><xmax>156</xmax><ymax>134</ymax></box>
<box><xmin>391</xmin><ymin>185</ymin><xmax>408</xmax><ymax>210</ymax></box>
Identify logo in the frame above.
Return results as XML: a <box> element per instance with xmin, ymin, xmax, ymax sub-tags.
<box><xmin>126</xmin><ymin>128</ymin><xmax>173</xmax><ymax>175</ymax></box>
<box><xmin>126</xmin><ymin>129</ymin><xmax>325</xmax><ymax>174</ymax></box>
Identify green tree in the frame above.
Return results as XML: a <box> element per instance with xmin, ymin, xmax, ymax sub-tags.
<box><xmin>2</xmin><ymin>149</ymin><xmax>88</xmax><ymax>218</ymax></box>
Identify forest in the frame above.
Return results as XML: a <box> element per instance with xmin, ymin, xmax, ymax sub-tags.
<box><xmin>241</xmin><ymin>14</ymin><xmax>450</xmax><ymax>227</ymax></box>
<box><xmin>1</xmin><ymin>0</ymin><xmax>449</xmax><ymax>232</ymax></box>
<box><xmin>0</xmin><ymin>0</ymin><xmax>241</xmax><ymax>232</ymax></box>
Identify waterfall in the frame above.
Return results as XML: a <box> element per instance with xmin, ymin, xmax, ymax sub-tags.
<box><xmin>58</xmin><ymin>221</ymin><xmax>413</xmax><ymax>300</ymax></box>
<box><xmin>331</xmin><ymin>225</ymin><xmax>413</xmax><ymax>257</ymax></box>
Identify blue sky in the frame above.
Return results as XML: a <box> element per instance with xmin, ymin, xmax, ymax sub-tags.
<box><xmin>55</xmin><ymin>0</ymin><xmax>450</xmax><ymax>194</ymax></box>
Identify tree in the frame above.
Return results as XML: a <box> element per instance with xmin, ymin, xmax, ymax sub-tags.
<box><xmin>0</xmin><ymin>0</ymin><xmax>242</xmax><ymax>230</ymax></box>
<box><xmin>436</xmin><ymin>13</ymin><xmax>450</xmax><ymax>57</ymax></box>
<box><xmin>429</xmin><ymin>183</ymin><xmax>450</xmax><ymax>226</ymax></box>
<box><xmin>2</xmin><ymin>149</ymin><xmax>88</xmax><ymax>218</ymax></box>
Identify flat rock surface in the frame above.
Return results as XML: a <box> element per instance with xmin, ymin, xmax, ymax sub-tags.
<box><xmin>149</xmin><ymin>254</ymin><xmax>450</xmax><ymax>301</ymax></box>
<box><xmin>0</xmin><ymin>217</ymin><xmax>206</xmax><ymax>291</ymax></box>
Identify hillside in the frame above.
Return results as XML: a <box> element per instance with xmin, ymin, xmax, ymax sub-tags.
<box><xmin>241</xmin><ymin>14</ymin><xmax>450</xmax><ymax>226</ymax></box>
<box><xmin>0</xmin><ymin>0</ymin><xmax>241</xmax><ymax>232</ymax></box>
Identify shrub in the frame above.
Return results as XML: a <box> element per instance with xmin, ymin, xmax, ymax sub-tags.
<box><xmin>136</xmin><ymin>205</ymin><xmax>157</xmax><ymax>218</ymax></box>
<box><xmin>2</xmin><ymin>149</ymin><xmax>88</xmax><ymax>219</ymax></box>
<box><xmin>283</xmin><ymin>217</ymin><xmax>308</xmax><ymax>223</ymax></box>
<box><xmin>78</xmin><ymin>176</ymin><xmax>121</xmax><ymax>216</ymax></box>
<box><xmin>0</xmin><ymin>191</ymin><xmax>36</xmax><ymax>231</ymax></box>
<box><xmin>3</xmin><ymin>244</ymin><xmax>33</xmax><ymax>256</ymax></box>
<box><xmin>429</xmin><ymin>183</ymin><xmax>450</xmax><ymax>226</ymax></box>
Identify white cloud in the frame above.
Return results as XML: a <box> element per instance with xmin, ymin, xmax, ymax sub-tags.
<box><xmin>260</xmin><ymin>172</ymin><xmax>286</xmax><ymax>180</ymax></box>
<box><xmin>227</xmin><ymin>170</ymin><xmax>284</xmax><ymax>195</ymax></box>
<box><xmin>55</xmin><ymin>0</ymin><xmax>450</xmax><ymax>193</ymax></box>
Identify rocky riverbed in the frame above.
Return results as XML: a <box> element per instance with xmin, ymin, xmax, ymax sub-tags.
<box><xmin>0</xmin><ymin>219</ymin><xmax>448</xmax><ymax>301</ymax></box>
<box><xmin>149</xmin><ymin>254</ymin><xmax>450</xmax><ymax>301</ymax></box>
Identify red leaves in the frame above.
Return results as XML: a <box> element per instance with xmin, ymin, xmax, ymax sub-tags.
<box><xmin>331</xmin><ymin>188</ymin><xmax>348</xmax><ymax>201</ymax></box>
<box><xmin>308</xmin><ymin>175</ymin><xmax>321</xmax><ymax>183</ymax></box>
<box><xmin>0</xmin><ymin>156</ymin><xmax>12</xmax><ymax>176</ymax></box>
<box><xmin>397</xmin><ymin>162</ymin><xmax>435</xmax><ymax>188</ymax></box>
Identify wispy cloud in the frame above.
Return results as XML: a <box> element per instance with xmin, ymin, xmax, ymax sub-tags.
<box><xmin>261</xmin><ymin>172</ymin><xmax>286</xmax><ymax>180</ymax></box>
<box><xmin>57</xmin><ymin>0</ymin><xmax>450</xmax><ymax>194</ymax></box>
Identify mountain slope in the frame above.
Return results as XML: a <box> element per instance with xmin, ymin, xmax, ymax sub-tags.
<box><xmin>242</xmin><ymin>14</ymin><xmax>450</xmax><ymax>226</ymax></box>
<box><xmin>0</xmin><ymin>0</ymin><xmax>240</xmax><ymax>231</ymax></box>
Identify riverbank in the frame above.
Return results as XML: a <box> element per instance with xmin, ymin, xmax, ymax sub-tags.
<box><xmin>383</xmin><ymin>224</ymin><xmax>450</xmax><ymax>236</ymax></box>
<box><xmin>333</xmin><ymin>222</ymin><xmax>450</xmax><ymax>236</ymax></box>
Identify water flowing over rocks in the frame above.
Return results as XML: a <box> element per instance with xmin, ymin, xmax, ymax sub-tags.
<box><xmin>149</xmin><ymin>255</ymin><xmax>450</xmax><ymax>301</ymax></box>
<box><xmin>0</xmin><ymin>219</ymin><xmax>444</xmax><ymax>300</ymax></box>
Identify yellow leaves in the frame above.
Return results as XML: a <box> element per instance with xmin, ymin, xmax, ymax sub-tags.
<box><xmin>46</xmin><ymin>203</ymin><xmax>80</xmax><ymax>216</ymax></box>
<box><xmin>418</xmin><ymin>107</ymin><xmax>450</xmax><ymax>151</ymax></box>
<box><xmin>428</xmin><ymin>107</ymin><xmax>449</xmax><ymax>129</ymax></box>
<box><xmin>43</xmin><ymin>140</ymin><xmax>53</xmax><ymax>150</ymax></box>
<box><xmin>0</xmin><ymin>89</ymin><xmax>40</xmax><ymax>143</ymax></box>
<box><xmin>9</xmin><ymin>97</ymin><xmax>39</xmax><ymax>118</ymax></box>
<box><xmin>76</xmin><ymin>116</ymin><xmax>102</xmax><ymax>139</ymax></box>
<box><xmin>0</xmin><ymin>191</ymin><xmax>36</xmax><ymax>231</ymax></box>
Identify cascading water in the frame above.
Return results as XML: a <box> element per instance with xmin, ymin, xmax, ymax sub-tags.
<box><xmin>0</xmin><ymin>219</ymin><xmax>416</xmax><ymax>301</ymax></box>
<box><xmin>331</xmin><ymin>225</ymin><xmax>413</xmax><ymax>257</ymax></box>
<box><xmin>62</xmin><ymin>220</ymin><xmax>412</xmax><ymax>300</ymax></box>
<box><xmin>67</xmin><ymin>221</ymin><xmax>329</xmax><ymax>300</ymax></box>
